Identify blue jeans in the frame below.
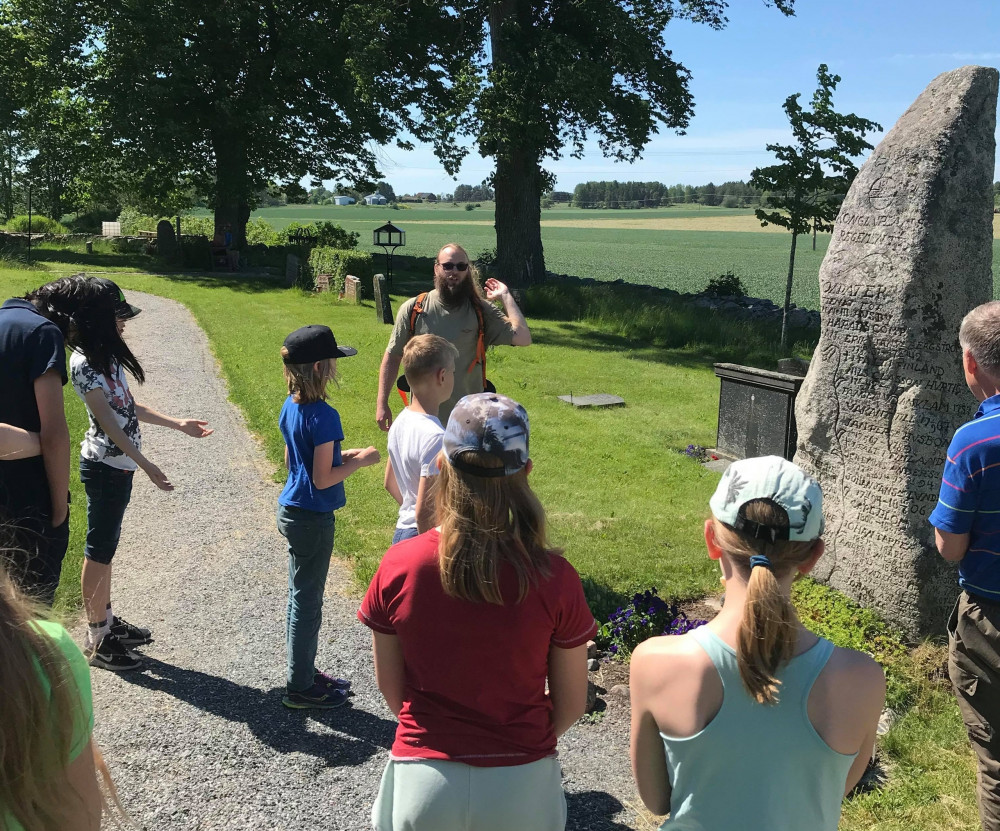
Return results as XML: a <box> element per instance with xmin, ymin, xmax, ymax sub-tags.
<box><xmin>277</xmin><ymin>504</ymin><xmax>335</xmax><ymax>692</ymax></box>
<box><xmin>80</xmin><ymin>459</ymin><xmax>135</xmax><ymax>564</ymax></box>
<box><xmin>391</xmin><ymin>526</ymin><xmax>419</xmax><ymax>545</ymax></box>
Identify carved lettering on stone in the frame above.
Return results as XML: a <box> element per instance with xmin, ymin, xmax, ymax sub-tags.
<box><xmin>794</xmin><ymin>66</ymin><xmax>998</xmax><ymax>637</ymax></box>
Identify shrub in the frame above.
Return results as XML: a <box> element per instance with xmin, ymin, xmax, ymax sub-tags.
<box><xmin>597</xmin><ymin>588</ymin><xmax>706</xmax><ymax>660</ymax></box>
<box><xmin>281</xmin><ymin>220</ymin><xmax>358</xmax><ymax>250</ymax></box>
<box><xmin>704</xmin><ymin>270</ymin><xmax>747</xmax><ymax>298</ymax></box>
<box><xmin>181</xmin><ymin>216</ymin><xmax>215</xmax><ymax>238</ymax></box>
<box><xmin>306</xmin><ymin>247</ymin><xmax>374</xmax><ymax>295</ymax></box>
<box><xmin>65</xmin><ymin>209</ymin><xmax>118</xmax><ymax>233</ymax></box>
<box><xmin>4</xmin><ymin>214</ymin><xmax>69</xmax><ymax>234</ymax></box>
<box><xmin>180</xmin><ymin>236</ymin><xmax>213</xmax><ymax>269</ymax></box>
<box><xmin>116</xmin><ymin>206</ymin><xmax>155</xmax><ymax>235</ymax></box>
<box><xmin>476</xmin><ymin>246</ymin><xmax>497</xmax><ymax>267</ymax></box>
<box><xmin>464</xmin><ymin>203</ymin><xmax>476</xmax><ymax>211</ymax></box>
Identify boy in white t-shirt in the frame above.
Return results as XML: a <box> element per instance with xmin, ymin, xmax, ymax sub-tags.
<box><xmin>385</xmin><ymin>335</ymin><xmax>457</xmax><ymax>544</ymax></box>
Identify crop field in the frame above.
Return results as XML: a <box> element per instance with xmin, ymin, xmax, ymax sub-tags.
<box><xmin>241</xmin><ymin>203</ymin><xmax>1000</xmax><ymax>310</ymax></box>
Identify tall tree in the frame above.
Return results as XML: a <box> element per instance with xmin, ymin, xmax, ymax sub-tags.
<box><xmin>84</xmin><ymin>2</ymin><xmax>477</xmax><ymax>247</ymax></box>
<box><xmin>750</xmin><ymin>64</ymin><xmax>880</xmax><ymax>347</ymax></box>
<box><xmin>375</xmin><ymin>181</ymin><xmax>396</xmax><ymax>202</ymax></box>
<box><xmin>0</xmin><ymin>0</ymin><xmax>93</xmax><ymax>219</ymax></box>
<box><xmin>462</xmin><ymin>0</ymin><xmax>795</xmax><ymax>286</ymax></box>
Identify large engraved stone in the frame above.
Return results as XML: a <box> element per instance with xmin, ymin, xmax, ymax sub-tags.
<box><xmin>795</xmin><ymin>66</ymin><xmax>998</xmax><ymax>638</ymax></box>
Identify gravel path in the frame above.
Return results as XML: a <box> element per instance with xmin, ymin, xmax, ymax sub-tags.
<box><xmin>86</xmin><ymin>291</ymin><xmax>642</xmax><ymax>830</ymax></box>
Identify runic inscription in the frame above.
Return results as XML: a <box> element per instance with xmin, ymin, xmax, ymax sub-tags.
<box><xmin>793</xmin><ymin>66</ymin><xmax>998</xmax><ymax>638</ymax></box>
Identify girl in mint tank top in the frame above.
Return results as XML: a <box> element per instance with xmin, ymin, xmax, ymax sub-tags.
<box><xmin>629</xmin><ymin>456</ymin><xmax>886</xmax><ymax>831</ymax></box>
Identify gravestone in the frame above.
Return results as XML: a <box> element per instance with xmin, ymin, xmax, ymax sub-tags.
<box><xmin>156</xmin><ymin>219</ymin><xmax>177</xmax><ymax>261</ymax></box>
<box><xmin>284</xmin><ymin>254</ymin><xmax>299</xmax><ymax>288</ymax></box>
<box><xmin>373</xmin><ymin>274</ymin><xmax>393</xmax><ymax>324</ymax></box>
<box><xmin>794</xmin><ymin>66</ymin><xmax>998</xmax><ymax>637</ymax></box>
<box><xmin>344</xmin><ymin>275</ymin><xmax>361</xmax><ymax>304</ymax></box>
<box><xmin>714</xmin><ymin>364</ymin><xmax>804</xmax><ymax>461</ymax></box>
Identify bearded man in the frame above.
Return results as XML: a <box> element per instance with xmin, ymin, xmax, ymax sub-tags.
<box><xmin>376</xmin><ymin>243</ymin><xmax>531</xmax><ymax>430</ymax></box>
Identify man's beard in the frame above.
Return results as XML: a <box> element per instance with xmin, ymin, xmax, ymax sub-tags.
<box><xmin>435</xmin><ymin>272</ymin><xmax>475</xmax><ymax>306</ymax></box>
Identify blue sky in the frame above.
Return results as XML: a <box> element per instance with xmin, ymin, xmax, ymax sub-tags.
<box><xmin>362</xmin><ymin>0</ymin><xmax>1000</xmax><ymax>197</ymax></box>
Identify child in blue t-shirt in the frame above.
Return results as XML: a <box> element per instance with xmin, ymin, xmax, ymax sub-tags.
<box><xmin>277</xmin><ymin>325</ymin><xmax>380</xmax><ymax>709</ymax></box>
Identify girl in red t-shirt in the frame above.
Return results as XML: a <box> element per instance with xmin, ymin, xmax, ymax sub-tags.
<box><xmin>359</xmin><ymin>393</ymin><xmax>596</xmax><ymax>831</ymax></box>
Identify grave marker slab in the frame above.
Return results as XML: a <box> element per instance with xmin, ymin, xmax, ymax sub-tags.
<box><xmin>373</xmin><ymin>274</ymin><xmax>393</xmax><ymax>324</ymax></box>
<box><xmin>794</xmin><ymin>65</ymin><xmax>998</xmax><ymax>637</ymax></box>
<box><xmin>557</xmin><ymin>393</ymin><xmax>625</xmax><ymax>409</ymax></box>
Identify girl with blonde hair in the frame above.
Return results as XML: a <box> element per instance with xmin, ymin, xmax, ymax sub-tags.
<box><xmin>359</xmin><ymin>393</ymin><xmax>596</xmax><ymax>831</ymax></box>
<box><xmin>0</xmin><ymin>562</ymin><xmax>102</xmax><ymax>830</ymax></box>
<box><xmin>630</xmin><ymin>456</ymin><xmax>886</xmax><ymax>830</ymax></box>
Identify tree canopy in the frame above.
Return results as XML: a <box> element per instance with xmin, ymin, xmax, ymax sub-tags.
<box><xmin>79</xmin><ymin>1</ymin><xmax>478</xmax><ymax>244</ymax></box>
<box><xmin>454</xmin><ymin>0</ymin><xmax>796</xmax><ymax>285</ymax></box>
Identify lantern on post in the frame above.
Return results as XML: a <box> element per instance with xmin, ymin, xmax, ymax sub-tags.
<box><xmin>373</xmin><ymin>221</ymin><xmax>405</xmax><ymax>284</ymax></box>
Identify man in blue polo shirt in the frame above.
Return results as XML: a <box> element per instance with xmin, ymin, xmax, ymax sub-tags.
<box><xmin>0</xmin><ymin>281</ymin><xmax>73</xmax><ymax>604</ymax></box>
<box><xmin>930</xmin><ymin>299</ymin><xmax>1000</xmax><ymax>831</ymax></box>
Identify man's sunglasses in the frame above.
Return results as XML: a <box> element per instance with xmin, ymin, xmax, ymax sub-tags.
<box><xmin>436</xmin><ymin>261</ymin><xmax>469</xmax><ymax>272</ymax></box>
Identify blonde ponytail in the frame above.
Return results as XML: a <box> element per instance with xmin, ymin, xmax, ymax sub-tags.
<box><xmin>736</xmin><ymin>555</ymin><xmax>798</xmax><ymax>704</ymax></box>
<box><xmin>711</xmin><ymin>500</ymin><xmax>818</xmax><ymax>705</ymax></box>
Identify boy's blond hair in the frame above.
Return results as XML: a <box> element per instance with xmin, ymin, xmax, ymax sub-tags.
<box><xmin>402</xmin><ymin>334</ymin><xmax>458</xmax><ymax>385</ymax></box>
<box><xmin>280</xmin><ymin>348</ymin><xmax>337</xmax><ymax>404</ymax></box>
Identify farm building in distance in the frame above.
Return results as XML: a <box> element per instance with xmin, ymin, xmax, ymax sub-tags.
<box><xmin>333</xmin><ymin>196</ymin><xmax>355</xmax><ymax>205</ymax></box>
<box><xmin>364</xmin><ymin>193</ymin><xmax>388</xmax><ymax>205</ymax></box>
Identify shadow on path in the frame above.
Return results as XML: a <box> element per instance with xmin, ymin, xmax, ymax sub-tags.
<box><xmin>566</xmin><ymin>790</ymin><xmax>635</xmax><ymax>830</ymax></box>
<box><xmin>119</xmin><ymin>656</ymin><xmax>395</xmax><ymax>767</ymax></box>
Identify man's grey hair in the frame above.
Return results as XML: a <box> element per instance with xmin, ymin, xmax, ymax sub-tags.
<box><xmin>959</xmin><ymin>300</ymin><xmax>1000</xmax><ymax>374</ymax></box>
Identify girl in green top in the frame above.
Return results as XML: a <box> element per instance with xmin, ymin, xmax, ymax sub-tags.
<box><xmin>0</xmin><ymin>563</ymin><xmax>102</xmax><ymax>830</ymax></box>
<box><xmin>629</xmin><ymin>456</ymin><xmax>886</xmax><ymax>830</ymax></box>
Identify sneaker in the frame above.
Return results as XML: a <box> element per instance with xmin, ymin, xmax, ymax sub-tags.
<box><xmin>110</xmin><ymin>615</ymin><xmax>152</xmax><ymax>646</ymax></box>
<box><xmin>89</xmin><ymin>633</ymin><xmax>142</xmax><ymax>672</ymax></box>
<box><xmin>282</xmin><ymin>679</ymin><xmax>349</xmax><ymax>710</ymax></box>
<box><xmin>314</xmin><ymin>671</ymin><xmax>352</xmax><ymax>692</ymax></box>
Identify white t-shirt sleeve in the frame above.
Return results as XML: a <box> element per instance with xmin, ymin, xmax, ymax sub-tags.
<box><xmin>419</xmin><ymin>429</ymin><xmax>444</xmax><ymax>478</ymax></box>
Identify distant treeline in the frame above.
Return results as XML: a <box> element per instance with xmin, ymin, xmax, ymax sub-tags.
<box><xmin>570</xmin><ymin>180</ymin><xmax>763</xmax><ymax>209</ymax></box>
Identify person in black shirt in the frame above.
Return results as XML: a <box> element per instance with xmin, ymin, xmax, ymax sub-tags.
<box><xmin>0</xmin><ymin>275</ymin><xmax>102</xmax><ymax>603</ymax></box>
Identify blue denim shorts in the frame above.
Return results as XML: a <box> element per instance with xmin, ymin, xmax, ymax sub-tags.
<box><xmin>80</xmin><ymin>459</ymin><xmax>134</xmax><ymax>564</ymax></box>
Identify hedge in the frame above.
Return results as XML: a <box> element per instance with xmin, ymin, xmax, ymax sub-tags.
<box><xmin>306</xmin><ymin>247</ymin><xmax>374</xmax><ymax>295</ymax></box>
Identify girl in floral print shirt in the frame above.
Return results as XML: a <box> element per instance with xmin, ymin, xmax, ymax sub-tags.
<box><xmin>69</xmin><ymin>278</ymin><xmax>212</xmax><ymax>672</ymax></box>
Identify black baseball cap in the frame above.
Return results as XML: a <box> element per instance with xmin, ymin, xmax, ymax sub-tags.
<box><xmin>282</xmin><ymin>325</ymin><xmax>357</xmax><ymax>364</ymax></box>
<box><xmin>93</xmin><ymin>277</ymin><xmax>141</xmax><ymax>320</ymax></box>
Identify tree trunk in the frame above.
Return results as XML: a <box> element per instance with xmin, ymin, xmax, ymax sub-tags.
<box><xmin>488</xmin><ymin>0</ymin><xmax>545</xmax><ymax>288</ymax></box>
<box><xmin>494</xmin><ymin>148</ymin><xmax>545</xmax><ymax>288</ymax></box>
<box><xmin>212</xmin><ymin>132</ymin><xmax>251</xmax><ymax>249</ymax></box>
<box><xmin>781</xmin><ymin>231</ymin><xmax>798</xmax><ymax>349</ymax></box>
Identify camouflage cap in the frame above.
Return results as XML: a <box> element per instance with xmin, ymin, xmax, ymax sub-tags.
<box><xmin>443</xmin><ymin>393</ymin><xmax>529</xmax><ymax>477</ymax></box>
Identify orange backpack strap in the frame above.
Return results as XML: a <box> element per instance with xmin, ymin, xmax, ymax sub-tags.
<box><xmin>408</xmin><ymin>292</ymin><xmax>427</xmax><ymax>336</ymax></box>
<box><xmin>471</xmin><ymin>301</ymin><xmax>487</xmax><ymax>390</ymax></box>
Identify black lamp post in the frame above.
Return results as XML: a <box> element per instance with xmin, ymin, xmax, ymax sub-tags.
<box><xmin>373</xmin><ymin>221</ymin><xmax>405</xmax><ymax>284</ymax></box>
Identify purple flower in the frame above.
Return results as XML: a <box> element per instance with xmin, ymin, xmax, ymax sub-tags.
<box><xmin>609</xmin><ymin>644</ymin><xmax>619</xmax><ymax>654</ymax></box>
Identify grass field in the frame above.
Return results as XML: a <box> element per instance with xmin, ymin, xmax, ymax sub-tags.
<box><xmin>221</xmin><ymin>203</ymin><xmax>1000</xmax><ymax>311</ymax></box>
